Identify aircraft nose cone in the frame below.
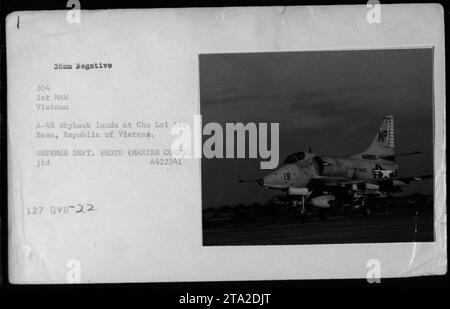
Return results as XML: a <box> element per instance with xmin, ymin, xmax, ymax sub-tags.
<box><xmin>261</xmin><ymin>171</ymin><xmax>280</xmax><ymax>187</ymax></box>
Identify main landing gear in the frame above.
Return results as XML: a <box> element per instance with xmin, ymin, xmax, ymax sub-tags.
<box><xmin>291</xmin><ymin>196</ymin><xmax>309</xmax><ymax>222</ymax></box>
<box><xmin>291</xmin><ymin>196</ymin><xmax>329</xmax><ymax>222</ymax></box>
<box><xmin>292</xmin><ymin>195</ymin><xmax>306</xmax><ymax>214</ymax></box>
<box><xmin>360</xmin><ymin>199</ymin><xmax>372</xmax><ymax>217</ymax></box>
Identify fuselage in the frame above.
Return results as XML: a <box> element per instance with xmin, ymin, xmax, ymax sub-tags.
<box><xmin>261</xmin><ymin>153</ymin><xmax>398</xmax><ymax>189</ymax></box>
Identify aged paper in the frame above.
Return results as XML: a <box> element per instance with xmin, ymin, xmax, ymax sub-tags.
<box><xmin>6</xmin><ymin>5</ymin><xmax>446</xmax><ymax>283</ymax></box>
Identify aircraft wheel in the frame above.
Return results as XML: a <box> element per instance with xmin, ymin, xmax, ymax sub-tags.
<box><xmin>363</xmin><ymin>206</ymin><xmax>372</xmax><ymax>217</ymax></box>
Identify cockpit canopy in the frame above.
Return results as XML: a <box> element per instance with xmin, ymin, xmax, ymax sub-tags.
<box><xmin>283</xmin><ymin>151</ymin><xmax>306</xmax><ymax>164</ymax></box>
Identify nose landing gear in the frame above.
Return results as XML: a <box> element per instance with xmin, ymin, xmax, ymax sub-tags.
<box><xmin>290</xmin><ymin>195</ymin><xmax>310</xmax><ymax>222</ymax></box>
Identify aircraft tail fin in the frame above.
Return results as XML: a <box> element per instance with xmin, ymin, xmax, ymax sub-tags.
<box><xmin>350</xmin><ymin>115</ymin><xmax>395</xmax><ymax>161</ymax></box>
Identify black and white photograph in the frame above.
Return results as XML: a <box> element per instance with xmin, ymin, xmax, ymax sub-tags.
<box><xmin>201</xmin><ymin>49</ymin><xmax>435</xmax><ymax>246</ymax></box>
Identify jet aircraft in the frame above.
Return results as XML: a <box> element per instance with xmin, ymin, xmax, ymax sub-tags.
<box><xmin>239</xmin><ymin>115</ymin><xmax>432</xmax><ymax>219</ymax></box>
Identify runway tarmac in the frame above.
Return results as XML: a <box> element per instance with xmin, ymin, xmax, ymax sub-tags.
<box><xmin>203</xmin><ymin>207</ymin><xmax>434</xmax><ymax>246</ymax></box>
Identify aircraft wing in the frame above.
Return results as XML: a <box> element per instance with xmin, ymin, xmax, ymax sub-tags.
<box><xmin>311</xmin><ymin>175</ymin><xmax>433</xmax><ymax>187</ymax></box>
<box><xmin>389</xmin><ymin>175</ymin><xmax>433</xmax><ymax>184</ymax></box>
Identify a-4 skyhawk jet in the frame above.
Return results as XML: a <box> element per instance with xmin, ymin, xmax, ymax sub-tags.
<box><xmin>239</xmin><ymin>115</ymin><xmax>432</xmax><ymax>220</ymax></box>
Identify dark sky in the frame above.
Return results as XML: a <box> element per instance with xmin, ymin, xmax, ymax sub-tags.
<box><xmin>200</xmin><ymin>49</ymin><xmax>434</xmax><ymax>209</ymax></box>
